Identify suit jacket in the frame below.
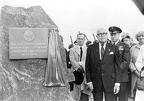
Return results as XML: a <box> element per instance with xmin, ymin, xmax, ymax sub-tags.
<box><xmin>116</xmin><ymin>41</ymin><xmax>130</xmax><ymax>82</ymax></box>
<box><xmin>135</xmin><ymin>44</ymin><xmax>144</xmax><ymax>71</ymax></box>
<box><xmin>86</xmin><ymin>42</ymin><xmax>121</xmax><ymax>92</ymax></box>
<box><xmin>69</xmin><ymin>44</ymin><xmax>91</xmax><ymax>96</ymax></box>
<box><xmin>69</xmin><ymin>45</ymin><xmax>87</xmax><ymax>71</ymax></box>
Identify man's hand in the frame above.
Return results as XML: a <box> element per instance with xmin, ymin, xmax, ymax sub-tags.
<box><xmin>113</xmin><ymin>84</ymin><xmax>120</xmax><ymax>94</ymax></box>
<box><xmin>87</xmin><ymin>82</ymin><xmax>93</xmax><ymax>91</ymax></box>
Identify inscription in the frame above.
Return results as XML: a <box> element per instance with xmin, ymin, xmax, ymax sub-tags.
<box><xmin>9</xmin><ymin>28</ymin><xmax>48</xmax><ymax>59</ymax></box>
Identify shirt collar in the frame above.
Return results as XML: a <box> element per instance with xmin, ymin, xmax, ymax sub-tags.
<box><xmin>112</xmin><ymin>40</ymin><xmax>119</xmax><ymax>45</ymax></box>
<box><xmin>99</xmin><ymin>42</ymin><xmax>107</xmax><ymax>48</ymax></box>
<box><xmin>78</xmin><ymin>45</ymin><xmax>84</xmax><ymax>49</ymax></box>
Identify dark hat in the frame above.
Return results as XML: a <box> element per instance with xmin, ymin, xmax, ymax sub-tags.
<box><xmin>74</xmin><ymin>40</ymin><xmax>77</xmax><ymax>44</ymax></box>
<box><xmin>124</xmin><ymin>35</ymin><xmax>131</xmax><ymax>39</ymax></box>
<box><xmin>108</xmin><ymin>26</ymin><xmax>122</xmax><ymax>33</ymax></box>
<box><xmin>68</xmin><ymin>44</ymin><xmax>74</xmax><ymax>49</ymax></box>
<box><xmin>121</xmin><ymin>35</ymin><xmax>131</xmax><ymax>42</ymax></box>
<box><xmin>73</xmin><ymin>70</ymin><xmax>84</xmax><ymax>85</ymax></box>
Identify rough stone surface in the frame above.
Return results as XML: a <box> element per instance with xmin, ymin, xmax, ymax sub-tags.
<box><xmin>0</xmin><ymin>5</ymin><xmax>69</xmax><ymax>101</ymax></box>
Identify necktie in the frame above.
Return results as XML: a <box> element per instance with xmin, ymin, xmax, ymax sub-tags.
<box><xmin>101</xmin><ymin>43</ymin><xmax>104</xmax><ymax>60</ymax></box>
<box><xmin>113</xmin><ymin>42</ymin><xmax>115</xmax><ymax>45</ymax></box>
<box><xmin>80</xmin><ymin>47</ymin><xmax>83</xmax><ymax>61</ymax></box>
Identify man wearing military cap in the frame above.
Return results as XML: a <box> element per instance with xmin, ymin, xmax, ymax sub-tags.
<box><xmin>108</xmin><ymin>26</ymin><xmax>122</xmax><ymax>34</ymax></box>
<box><xmin>109</xmin><ymin>26</ymin><xmax>130</xmax><ymax>101</ymax></box>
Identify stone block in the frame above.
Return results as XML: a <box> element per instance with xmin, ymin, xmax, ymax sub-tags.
<box><xmin>0</xmin><ymin>5</ymin><xmax>69</xmax><ymax>101</ymax></box>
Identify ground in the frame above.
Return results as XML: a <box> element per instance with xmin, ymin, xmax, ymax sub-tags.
<box><xmin>67</xmin><ymin>92</ymin><xmax>134</xmax><ymax>101</ymax></box>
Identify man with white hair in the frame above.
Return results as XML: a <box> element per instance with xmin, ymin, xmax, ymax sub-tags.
<box><xmin>85</xmin><ymin>28</ymin><xmax>121</xmax><ymax>101</ymax></box>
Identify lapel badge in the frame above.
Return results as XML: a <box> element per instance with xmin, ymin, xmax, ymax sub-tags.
<box><xmin>119</xmin><ymin>46</ymin><xmax>124</xmax><ymax>50</ymax></box>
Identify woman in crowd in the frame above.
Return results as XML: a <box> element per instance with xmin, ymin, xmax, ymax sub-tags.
<box><xmin>121</xmin><ymin>32</ymin><xmax>129</xmax><ymax>39</ymax></box>
<box><xmin>135</xmin><ymin>32</ymin><xmax>144</xmax><ymax>101</ymax></box>
<box><xmin>129</xmin><ymin>31</ymin><xmax>144</xmax><ymax>101</ymax></box>
<box><xmin>122</xmin><ymin>35</ymin><xmax>135</xmax><ymax>49</ymax></box>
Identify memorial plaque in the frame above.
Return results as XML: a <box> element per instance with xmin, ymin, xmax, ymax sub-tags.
<box><xmin>9</xmin><ymin>28</ymin><xmax>48</xmax><ymax>59</ymax></box>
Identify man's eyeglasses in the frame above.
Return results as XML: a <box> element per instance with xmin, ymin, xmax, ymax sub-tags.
<box><xmin>97</xmin><ymin>33</ymin><xmax>107</xmax><ymax>36</ymax></box>
<box><xmin>138</xmin><ymin>34</ymin><xmax>144</xmax><ymax>37</ymax></box>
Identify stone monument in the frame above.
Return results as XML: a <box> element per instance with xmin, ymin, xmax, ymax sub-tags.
<box><xmin>0</xmin><ymin>5</ymin><xmax>69</xmax><ymax>101</ymax></box>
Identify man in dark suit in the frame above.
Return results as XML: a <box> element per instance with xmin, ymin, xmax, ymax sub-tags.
<box><xmin>85</xmin><ymin>28</ymin><xmax>121</xmax><ymax>101</ymax></box>
<box><xmin>109</xmin><ymin>26</ymin><xmax>130</xmax><ymax>101</ymax></box>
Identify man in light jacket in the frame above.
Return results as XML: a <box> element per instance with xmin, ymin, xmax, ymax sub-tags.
<box><xmin>69</xmin><ymin>32</ymin><xmax>91</xmax><ymax>101</ymax></box>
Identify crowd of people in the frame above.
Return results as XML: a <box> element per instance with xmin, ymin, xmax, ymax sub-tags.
<box><xmin>61</xmin><ymin>26</ymin><xmax>144</xmax><ymax>101</ymax></box>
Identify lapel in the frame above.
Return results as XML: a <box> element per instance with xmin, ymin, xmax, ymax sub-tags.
<box><xmin>115</xmin><ymin>40</ymin><xmax>121</xmax><ymax>47</ymax></box>
<box><xmin>93</xmin><ymin>43</ymin><xmax>100</xmax><ymax>61</ymax></box>
<box><xmin>73</xmin><ymin>45</ymin><xmax>80</xmax><ymax>61</ymax></box>
<box><xmin>102</xmin><ymin>43</ymin><xmax>111</xmax><ymax>63</ymax></box>
<box><xmin>81</xmin><ymin>46</ymin><xmax>87</xmax><ymax>61</ymax></box>
<box><xmin>74</xmin><ymin>45</ymin><xmax>80</xmax><ymax>55</ymax></box>
<box><xmin>74</xmin><ymin>45</ymin><xmax>87</xmax><ymax>61</ymax></box>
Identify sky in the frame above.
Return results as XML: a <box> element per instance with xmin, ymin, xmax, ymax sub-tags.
<box><xmin>1</xmin><ymin>0</ymin><xmax>144</xmax><ymax>49</ymax></box>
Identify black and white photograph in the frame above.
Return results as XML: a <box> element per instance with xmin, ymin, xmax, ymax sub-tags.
<box><xmin>0</xmin><ymin>0</ymin><xmax>144</xmax><ymax>101</ymax></box>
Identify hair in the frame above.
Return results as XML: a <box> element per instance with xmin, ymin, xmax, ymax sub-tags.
<box><xmin>121</xmin><ymin>32</ymin><xmax>129</xmax><ymax>37</ymax></box>
<box><xmin>77</xmin><ymin>32</ymin><xmax>86</xmax><ymax>38</ymax></box>
<box><xmin>135</xmin><ymin>31</ymin><xmax>144</xmax><ymax>41</ymax></box>
<box><xmin>96</xmin><ymin>28</ymin><xmax>107</xmax><ymax>35</ymax></box>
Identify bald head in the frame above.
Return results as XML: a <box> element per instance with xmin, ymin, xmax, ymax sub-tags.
<box><xmin>96</xmin><ymin>27</ymin><xmax>107</xmax><ymax>35</ymax></box>
<box><xmin>96</xmin><ymin>27</ymin><xmax>108</xmax><ymax>43</ymax></box>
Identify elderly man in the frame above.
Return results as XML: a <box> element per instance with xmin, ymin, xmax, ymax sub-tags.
<box><xmin>109</xmin><ymin>26</ymin><xmax>130</xmax><ymax>101</ymax></box>
<box><xmin>69</xmin><ymin>32</ymin><xmax>91</xmax><ymax>101</ymax></box>
<box><xmin>85</xmin><ymin>28</ymin><xmax>121</xmax><ymax>101</ymax></box>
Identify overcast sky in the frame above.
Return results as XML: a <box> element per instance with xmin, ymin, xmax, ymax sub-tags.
<box><xmin>1</xmin><ymin>0</ymin><xmax>144</xmax><ymax>48</ymax></box>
